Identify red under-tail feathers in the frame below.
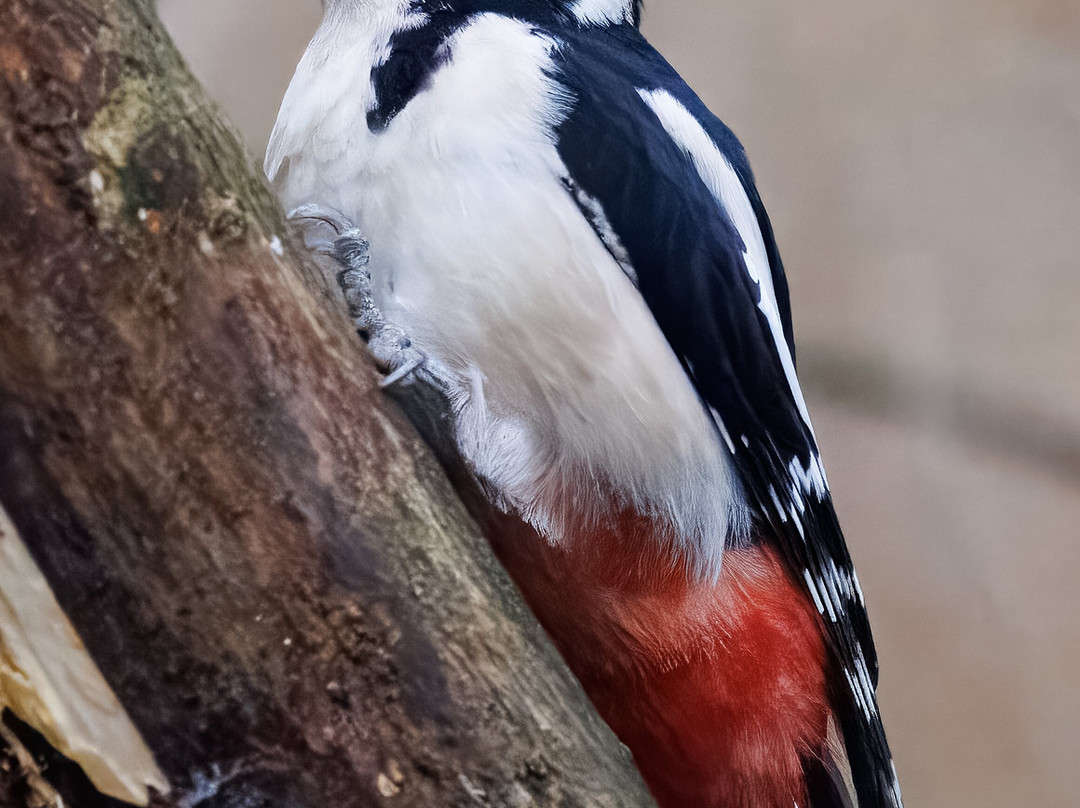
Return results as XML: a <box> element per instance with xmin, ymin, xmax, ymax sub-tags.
<box><xmin>483</xmin><ymin>503</ymin><xmax>840</xmax><ymax>808</ymax></box>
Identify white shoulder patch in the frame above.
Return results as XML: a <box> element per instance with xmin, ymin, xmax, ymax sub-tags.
<box><xmin>636</xmin><ymin>88</ymin><xmax>827</xmax><ymax>499</ymax></box>
<box><xmin>635</xmin><ymin>89</ymin><xmax>813</xmax><ymax>434</ymax></box>
<box><xmin>569</xmin><ymin>0</ymin><xmax>636</xmax><ymax>26</ymax></box>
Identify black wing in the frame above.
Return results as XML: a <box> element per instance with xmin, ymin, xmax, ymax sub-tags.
<box><xmin>550</xmin><ymin>22</ymin><xmax>902</xmax><ymax>808</ymax></box>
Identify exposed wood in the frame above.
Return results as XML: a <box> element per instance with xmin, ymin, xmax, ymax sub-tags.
<box><xmin>0</xmin><ymin>0</ymin><xmax>656</xmax><ymax>805</ymax></box>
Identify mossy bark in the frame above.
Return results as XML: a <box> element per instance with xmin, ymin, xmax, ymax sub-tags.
<box><xmin>0</xmin><ymin>1</ymin><xmax>656</xmax><ymax>806</ymax></box>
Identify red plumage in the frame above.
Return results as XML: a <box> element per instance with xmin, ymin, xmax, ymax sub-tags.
<box><xmin>486</xmin><ymin>506</ymin><xmax>832</xmax><ymax>808</ymax></box>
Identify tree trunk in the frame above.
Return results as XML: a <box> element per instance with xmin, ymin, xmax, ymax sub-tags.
<box><xmin>0</xmin><ymin>1</ymin><xmax>656</xmax><ymax>806</ymax></box>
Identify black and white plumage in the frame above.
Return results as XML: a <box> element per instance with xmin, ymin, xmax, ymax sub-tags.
<box><xmin>267</xmin><ymin>1</ymin><xmax>902</xmax><ymax>806</ymax></box>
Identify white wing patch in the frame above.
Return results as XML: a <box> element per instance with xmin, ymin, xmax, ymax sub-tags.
<box><xmin>635</xmin><ymin>88</ymin><xmax>828</xmax><ymax>501</ymax></box>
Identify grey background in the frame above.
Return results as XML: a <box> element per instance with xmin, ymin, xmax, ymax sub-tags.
<box><xmin>157</xmin><ymin>1</ymin><xmax>1080</xmax><ymax>806</ymax></box>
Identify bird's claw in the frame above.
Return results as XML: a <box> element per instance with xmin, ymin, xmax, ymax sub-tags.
<box><xmin>289</xmin><ymin>204</ymin><xmax>427</xmax><ymax>388</ymax></box>
<box><xmin>287</xmin><ymin>203</ymin><xmax>356</xmax><ymax>257</ymax></box>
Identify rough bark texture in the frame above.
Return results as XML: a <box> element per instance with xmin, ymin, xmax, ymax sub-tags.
<box><xmin>0</xmin><ymin>1</ymin><xmax>657</xmax><ymax>806</ymax></box>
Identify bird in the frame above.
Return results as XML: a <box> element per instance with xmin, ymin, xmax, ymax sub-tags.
<box><xmin>266</xmin><ymin>1</ymin><xmax>903</xmax><ymax>806</ymax></box>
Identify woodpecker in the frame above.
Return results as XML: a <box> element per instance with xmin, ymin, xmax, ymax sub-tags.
<box><xmin>267</xmin><ymin>1</ymin><xmax>903</xmax><ymax>806</ymax></box>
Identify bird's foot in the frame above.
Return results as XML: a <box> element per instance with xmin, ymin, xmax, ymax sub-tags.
<box><xmin>289</xmin><ymin>204</ymin><xmax>427</xmax><ymax>388</ymax></box>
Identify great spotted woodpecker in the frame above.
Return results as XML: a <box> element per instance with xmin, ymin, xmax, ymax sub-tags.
<box><xmin>267</xmin><ymin>1</ymin><xmax>903</xmax><ymax>806</ymax></box>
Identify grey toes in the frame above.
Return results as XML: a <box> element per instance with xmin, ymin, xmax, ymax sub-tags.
<box><xmin>287</xmin><ymin>203</ymin><xmax>357</xmax><ymax>257</ymax></box>
<box><xmin>369</xmin><ymin>324</ymin><xmax>427</xmax><ymax>388</ymax></box>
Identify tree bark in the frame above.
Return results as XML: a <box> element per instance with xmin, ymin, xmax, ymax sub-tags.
<box><xmin>0</xmin><ymin>1</ymin><xmax>656</xmax><ymax>806</ymax></box>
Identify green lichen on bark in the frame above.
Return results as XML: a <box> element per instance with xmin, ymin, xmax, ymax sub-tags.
<box><xmin>55</xmin><ymin>0</ymin><xmax>285</xmax><ymax>251</ymax></box>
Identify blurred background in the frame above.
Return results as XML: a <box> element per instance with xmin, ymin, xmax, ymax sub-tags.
<box><xmin>157</xmin><ymin>1</ymin><xmax>1080</xmax><ymax>805</ymax></box>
